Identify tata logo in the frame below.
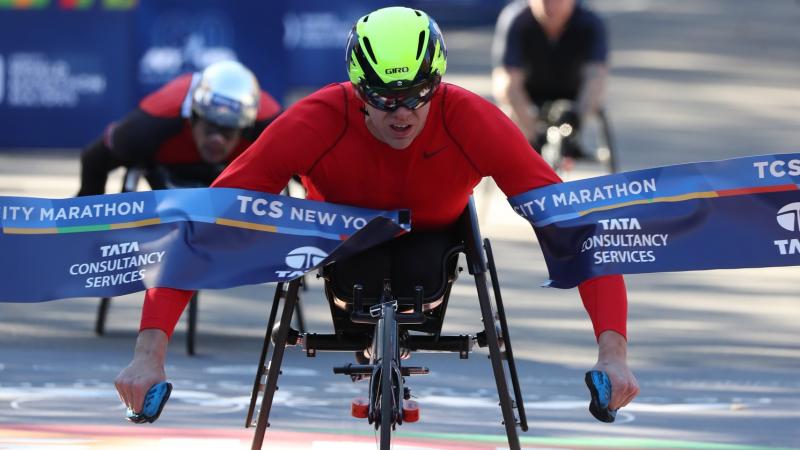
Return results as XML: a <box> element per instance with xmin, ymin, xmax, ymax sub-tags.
<box><xmin>385</xmin><ymin>67</ymin><xmax>409</xmax><ymax>75</ymax></box>
<box><xmin>598</xmin><ymin>218</ymin><xmax>641</xmax><ymax>230</ymax></box>
<box><xmin>100</xmin><ymin>241</ymin><xmax>139</xmax><ymax>257</ymax></box>
<box><xmin>773</xmin><ymin>203</ymin><xmax>800</xmax><ymax>255</ymax></box>
<box><xmin>276</xmin><ymin>246</ymin><xmax>329</xmax><ymax>278</ymax></box>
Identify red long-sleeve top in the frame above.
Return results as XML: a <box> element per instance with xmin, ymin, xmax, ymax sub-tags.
<box><xmin>141</xmin><ymin>82</ymin><xmax>627</xmax><ymax>341</ymax></box>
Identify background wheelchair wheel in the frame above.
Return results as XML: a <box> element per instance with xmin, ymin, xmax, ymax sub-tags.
<box><xmin>596</xmin><ymin>109</ymin><xmax>619</xmax><ymax>173</ymax></box>
<box><xmin>540</xmin><ymin>139</ymin><xmax>565</xmax><ymax>174</ymax></box>
<box><xmin>540</xmin><ymin>109</ymin><xmax>620</xmax><ymax>177</ymax></box>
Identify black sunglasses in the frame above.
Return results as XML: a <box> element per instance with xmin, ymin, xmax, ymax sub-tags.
<box><xmin>193</xmin><ymin>115</ymin><xmax>241</xmax><ymax>140</ymax></box>
<box><xmin>361</xmin><ymin>78</ymin><xmax>437</xmax><ymax>112</ymax></box>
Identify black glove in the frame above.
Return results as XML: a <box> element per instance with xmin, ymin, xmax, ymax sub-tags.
<box><xmin>585</xmin><ymin>370</ymin><xmax>617</xmax><ymax>423</ymax></box>
<box><xmin>126</xmin><ymin>381</ymin><xmax>172</xmax><ymax>424</ymax></box>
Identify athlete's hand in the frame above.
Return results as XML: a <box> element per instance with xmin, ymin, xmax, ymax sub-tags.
<box><xmin>592</xmin><ymin>331</ymin><xmax>639</xmax><ymax>411</ymax></box>
<box><xmin>115</xmin><ymin>329</ymin><xmax>168</xmax><ymax>415</ymax></box>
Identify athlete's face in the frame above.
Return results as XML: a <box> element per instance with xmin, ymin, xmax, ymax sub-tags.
<box><xmin>191</xmin><ymin>118</ymin><xmax>243</xmax><ymax>163</ymax></box>
<box><xmin>530</xmin><ymin>0</ymin><xmax>576</xmax><ymax>24</ymax></box>
<box><xmin>364</xmin><ymin>102</ymin><xmax>431</xmax><ymax>150</ymax></box>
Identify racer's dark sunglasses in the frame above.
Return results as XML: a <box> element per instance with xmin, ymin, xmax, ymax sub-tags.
<box><xmin>361</xmin><ymin>80</ymin><xmax>437</xmax><ymax>112</ymax></box>
<box><xmin>193</xmin><ymin>115</ymin><xmax>240</xmax><ymax>140</ymax></box>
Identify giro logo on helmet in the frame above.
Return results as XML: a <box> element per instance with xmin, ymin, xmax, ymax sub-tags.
<box><xmin>276</xmin><ymin>246</ymin><xmax>329</xmax><ymax>278</ymax></box>
<box><xmin>385</xmin><ymin>67</ymin><xmax>410</xmax><ymax>74</ymax></box>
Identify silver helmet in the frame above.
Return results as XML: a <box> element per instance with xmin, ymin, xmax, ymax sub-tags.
<box><xmin>191</xmin><ymin>60</ymin><xmax>260</xmax><ymax>129</ymax></box>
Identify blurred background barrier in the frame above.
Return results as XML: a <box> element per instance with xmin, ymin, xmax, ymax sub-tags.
<box><xmin>407</xmin><ymin>0</ymin><xmax>504</xmax><ymax>26</ymax></box>
<box><xmin>132</xmin><ymin>1</ymin><xmax>286</xmax><ymax>107</ymax></box>
<box><xmin>0</xmin><ymin>0</ymin><xmax>506</xmax><ymax>150</ymax></box>
<box><xmin>0</xmin><ymin>2</ymin><xmax>135</xmax><ymax>148</ymax></box>
<box><xmin>0</xmin><ymin>0</ymin><xmax>285</xmax><ymax>149</ymax></box>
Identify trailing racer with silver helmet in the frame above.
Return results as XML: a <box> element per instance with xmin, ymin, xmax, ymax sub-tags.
<box><xmin>77</xmin><ymin>60</ymin><xmax>281</xmax><ymax>196</ymax></box>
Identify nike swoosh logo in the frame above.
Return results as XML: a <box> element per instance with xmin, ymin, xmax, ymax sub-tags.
<box><xmin>422</xmin><ymin>146</ymin><xmax>448</xmax><ymax>159</ymax></box>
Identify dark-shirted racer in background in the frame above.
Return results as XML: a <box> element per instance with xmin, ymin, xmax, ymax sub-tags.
<box><xmin>492</xmin><ymin>0</ymin><xmax>608</xmax><ymax>160</ymax></box>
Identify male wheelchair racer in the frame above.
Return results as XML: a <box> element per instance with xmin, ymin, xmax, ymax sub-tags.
<box><xmin>245</xmin><ymin>198</ymin><xmax>529</xmax><ymax>450</ymax></box>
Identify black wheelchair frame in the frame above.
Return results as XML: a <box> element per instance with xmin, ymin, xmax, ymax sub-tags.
<box><xmin>245</xmin><ymin>198</ymin><xmax>529</xmax><ymax>450</ymax></box>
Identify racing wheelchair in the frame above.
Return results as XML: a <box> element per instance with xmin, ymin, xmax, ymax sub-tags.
<box><xmin>535</xmin><ymin>100</ymin><xmax>619</xmax><ymax>176</ymax></box>
<box><xmin>245</xmin><ymin>198</ymin><xmax>529</xmax><ymax>450</ymax></box>
<box><xmin>93</xmin><ymin>166</ymin><xmax>307</xmax><ymax>355</ymax></box>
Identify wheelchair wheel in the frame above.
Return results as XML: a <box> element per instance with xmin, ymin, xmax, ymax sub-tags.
<box><xmin>596</xmin><ymin>109</ymin><xmax>618</xmax><ymax>173</ymax></box>
<box><xmin>378</xmin><ymin>304</ymin><xmax>398</xmax><ymax>449</ymax></box>
<box><xmin>540</xmin><ymin>135</ymin><xmax>565</xmax><ymax>174</ymax></box>
<box><xmin>539</xmin><ymin>109</ymin><xmax>619</xmax><ymax>177</ymax></box>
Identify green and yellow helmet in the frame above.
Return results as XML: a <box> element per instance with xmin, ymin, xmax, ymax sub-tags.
<box><xmin>346</xmin><ymin>6</ymin><xmax>447</xmax><ymax>111</ymax></box>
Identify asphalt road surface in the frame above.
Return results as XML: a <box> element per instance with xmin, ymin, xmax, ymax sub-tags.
<box><xmin>1</xmin><ymin>1</ymin><xmax>799</xmax><ymax>449</ymax></box>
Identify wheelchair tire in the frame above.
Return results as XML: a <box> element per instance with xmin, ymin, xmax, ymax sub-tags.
<box><xmin>379</xmin><ymin>304</ymin><xmax>397</xmax><ymax>449</ymax></box>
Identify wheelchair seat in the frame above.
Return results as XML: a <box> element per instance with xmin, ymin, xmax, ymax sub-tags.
<box><xmin>320</xmin><ymin>228</ymin><xmax>463</xmax><ymax>334</ymax></box>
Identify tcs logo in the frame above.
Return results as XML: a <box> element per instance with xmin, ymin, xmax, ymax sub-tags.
<box><xmin>776</xmin><ymin>202</ymin><xmax>800</xmax><ymax>232</ymax></box>
<box><xmin>773</xmin><ymin>203</ymin><xmax>800</xmax><ymax>255</ymax></box>
<box><xmin>276</xmin><ymin>246</ymin><xmax>328</xmax><ymax>278</ymax></box>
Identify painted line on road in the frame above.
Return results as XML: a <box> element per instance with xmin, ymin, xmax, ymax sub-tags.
<box><xmin>0</xmin><ymin>424</ymin><xmax>797</xmax><ymax>450</ymax></box>
<box><xmin>311</xmin><ymin>427</ymin><xmax>798</xmax><ymax>450</ymax></box>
